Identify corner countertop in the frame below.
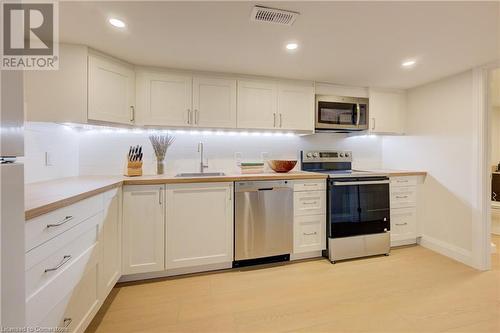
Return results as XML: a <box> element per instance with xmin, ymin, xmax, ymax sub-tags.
<box><xmin>24</xmin><ymin>171</ymin><xmax>327</xmax><ymax>221</ymax></box>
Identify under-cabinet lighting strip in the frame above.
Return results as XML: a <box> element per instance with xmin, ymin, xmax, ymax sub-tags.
<box><xmin>61</xmin><ymin>123</ymin><xmax>298</xmax><ymax>137</ymax></box>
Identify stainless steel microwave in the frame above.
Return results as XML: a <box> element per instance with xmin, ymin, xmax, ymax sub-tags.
<box><xmin>315</xmin><ymin>95</ymin><xmax>369</xmax><ymax>132</ymax></box>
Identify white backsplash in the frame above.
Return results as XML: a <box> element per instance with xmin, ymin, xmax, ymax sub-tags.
<box><xmin>23</xmin><ymin>123</ymin><xmax>384</xmax><ymax>182</ymax></box>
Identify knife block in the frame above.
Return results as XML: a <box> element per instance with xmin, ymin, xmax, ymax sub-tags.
<box><xmin>125</xmin><ymin>161</ymin><xmax>143</xmax><ymax>177</ymax></box>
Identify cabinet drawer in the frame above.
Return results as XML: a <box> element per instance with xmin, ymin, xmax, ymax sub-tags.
<box><xmin>390</xmin><ymin>186</ymin><xmax>416</xmax><ymax>208</ymax></box>
<box><xmin>35</xmin><ymin>258</ymin><xmax>99</xmax><ymax>332</ymax></box>
<box><xmin>293</xmin><ymin>180</ymin><xmax>326</xmax><ymax>192</ymax></box>
<box><xmin>390</xmin><ymin>176</ymin><xmax>417</xmax><ymax>187</ymax></box>
<box><xmin>26</xmin><ymin>194</ymin><xmax>103</xmax><ymax>252</ymax></box>
<box><xmin>390</xmin><ymin>208</ymin><xmax>417</xmax><ymax>242</ymax></box>
<box><xmin>294</xmin><ymin>191</ymin><xmax>325</xmax><ymax>216</ymax></box>
<box><xmin>25</xmin><ymin>214</ymin><xmax>100</xmax><ymax>301</ymax></box>
<box><xmin>293</xmin><ymin>214</ymin><xmax>326</xmax><ymax>254</ymax></box>
<box><xmin>26</xmin><ymin>233</ymin><xmax>99</xmax><ymax>326</ymax></box>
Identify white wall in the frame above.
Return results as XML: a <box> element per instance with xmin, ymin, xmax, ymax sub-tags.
<box><xmin>77</xmin><ymin>130</ymin><xmax>383</xmax><ymax>176</ymax></box>
<box><xmin>382</xmin><ymin>70</ymin><xmax>475</xmax><ymax>263</ymax></box>
<box><xmin>491</xmin><ymin>107</ymin><xmax>500</xmax><ymax>167</ymax></box>
<box><xmin>22</xmin><ymin>122</ymin><xmax>79</xmax><ymax>183</ymax></box>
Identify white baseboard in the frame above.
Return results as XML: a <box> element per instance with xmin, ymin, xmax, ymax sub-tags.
<box><xmin>390</xmin><ymin>238</ymin><xmax>417</xmax><ymax>247</ymax></box>
<box><xmin>418</xmin><ymin>235</ymin><xmax>473</xmax><ymax>267</ymax></box>
<box><xmin>290</xmin><ymin>250</ymin><xmax>323</xmax><ymax>261</ymax></box>
<box><xmin>119</xmin><ymin>262</ymin><xmax>232</xmax><ymax>283</ymax></box>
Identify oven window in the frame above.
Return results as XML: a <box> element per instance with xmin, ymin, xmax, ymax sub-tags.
<box><xmin>318</xmin><ymin>102</ymin><xmax>355</xmax><ymax>125</ymax></box>
<box><xmin>358</xmin><ymin>183</ymin><xmax>390</xmax><ymax>223</ymax></box>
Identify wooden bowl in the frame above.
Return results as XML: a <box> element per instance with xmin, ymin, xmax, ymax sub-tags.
<box><xmin>267</xmin><ymin>160</ymin><xmax>297</xmax><ymax>173</ymax></box>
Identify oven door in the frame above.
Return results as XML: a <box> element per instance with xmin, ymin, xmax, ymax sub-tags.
<box><xmin>316</xmin><ymin>96</ymin><xmax>369</xmax><ymax>131</ymax></box>
<box><xmin>328</xmin><ymin>178</ymin><xmax>390</xmax><ymax>238</ymax></box>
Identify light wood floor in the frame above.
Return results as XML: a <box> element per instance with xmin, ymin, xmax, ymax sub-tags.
<box><xmin>87</xmin><ymin>237</ymin><xmax>500</xmax><ymax>333</ymax></box>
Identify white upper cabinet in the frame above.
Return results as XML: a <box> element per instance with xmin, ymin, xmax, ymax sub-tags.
<box><xmin>368</xmin><ymin>88</ymin><xmax>406</xmax><ymax>134</ymax></box>
<box><xmin>277</xmin><ymin>83</ymin><xmax>314</xmax><ymax>131</ymax></box>
<box><xmin>24</xmin><ymin>44</ymin><xmax>88</xmax><ymax>123</ymax></box>
<box><xmin>166</xmin><ymin>182</ymin><xmax>233</xmax><ymax>270</ymax></box>
<box><xmin>88</xmin><ymin>54</ymin><xmax>135</xmax><ymax>124</ymax></box>
<box><xmin>122</xmin><ymin>185</ymin><xmax>165</xmax><ymax>275</ymax></box>
<box><xmin>193</xmin><ymin>77</ymin><xmax>237</xmax><ymax>128</ymax></box>
<box><xmin>237</xmin><ymin>80</ymin><xmax>278</xmax><ymax>129</ymax></box>
<box><xmin>491</xmin><ymin>69</ymin><xmax>500</xmax><ymax>107</ymax></box>
<box><xmin>136</xmin><ymin>71</ymin><xmax>192</xmax><ymax>126</ymax></box>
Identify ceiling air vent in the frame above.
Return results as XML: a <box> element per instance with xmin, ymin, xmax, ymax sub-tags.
<box><xmin>250</xmin><ymin>5</ymin><xmax>299</xmax><ymax>26</ymax></box>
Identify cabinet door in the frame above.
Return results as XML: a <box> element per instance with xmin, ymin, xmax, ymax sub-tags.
<box><xmin>193</xmin><ymin>77</ymin><xmax>236</xmax><ymax>128</ymax></box>
<box><xmin>99</xmin><ymin>189</ymin><xmax>121</xmax><ymax>300</ymax></box>
<box><xmin>136</xmin><ymin>71</ymin><xmax>192</xmax><ymax>126</ymax></box>
<box><xmin>166</xmin><ymin>183</ymin><xmax>233</xmax><ymax>269</ymax></box>
<box><xmin>293</xmin><ymin>214</ymin><xmax>326</xmax><ymax>254</ymax></box>
<box><xmin>277</xmin><ymin>83</ymin><xmax>314</xmax><ymax>131</ymax></box>
<box><xmin>122</xmin><ymin>185</ymin><xmax>165</xmax><ymax>275</ymax></box>
<box><xmin>25</xmin><ymin>44</ymin><xmax>88</xmax><ymax>123</ymax></box>
<box><xmin>88</xmin><ymin>54</ymin><xmax>135</xmax><ymax>124</ymax></box>
<box><xmin>237</xmin><ymin>80</ymin><xmax>277</xmax><ymax>129</ymax></box>
<box><xmin>368</xmin><ymin>89</ymin><xmax>406</xmax><ymax>134</ymax></box>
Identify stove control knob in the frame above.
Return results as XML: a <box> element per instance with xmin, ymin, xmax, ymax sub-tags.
<box><xmin>313</xmin><ymin>152</ymin><xmax>319</xmax><ymax>157</ymax></box>
<box><xmin>345</xmin><ymin>152</ymin><xmax>350</xmax><ymax>157</ymax></box>
<box><xmin>306</xmin><ymin>153</ymin><xmax>313</xmax><ymax>158</ymax></box>
<box><xmin>339</xmin><ymin>152</ymin><xmax>344</xmax><ymax>157</ymax></box>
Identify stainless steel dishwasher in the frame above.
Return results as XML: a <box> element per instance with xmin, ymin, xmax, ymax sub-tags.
<box><xmin>234</xmin><ymin>180</ymin><xmax>294</xmax><ymax>266</ymax></box>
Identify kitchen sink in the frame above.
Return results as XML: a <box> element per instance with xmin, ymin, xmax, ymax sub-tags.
<box><xmin>175</xmin><ymin>172</ymin><xmax>226</xmax><ymax>177</ymax></box>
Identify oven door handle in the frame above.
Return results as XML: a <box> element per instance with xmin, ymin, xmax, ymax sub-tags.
<box><xmin>332</xmin><ymin>180</ymin><xmax>390</xmax><ymax>186</ymax></box>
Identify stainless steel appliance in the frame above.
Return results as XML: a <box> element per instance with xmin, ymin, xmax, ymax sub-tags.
<box><xmin>315</xmin><ymin>95</ymin><xmax>369</xmax><ymax>132</ymax></box>
<box><xmin>234</xmin><ymin>180</ymin><xmax>293</xmax><ymax>266</ymax></box>
<box><xmin>301</xmin><ymin>150</ymin><xmax>390</xmax><ymax>263</ymax></box>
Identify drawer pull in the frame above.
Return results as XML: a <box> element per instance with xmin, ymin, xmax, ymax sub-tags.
<box><xmin>303</xmin><ymin>232</ymin><xmax>317</xmax><ymax>236</ymax></box>
<box><xmin>302</xmin><ymin>201</ymin><xmax>318</xmax><ymax>205</ymax></box>
<box><xmin>395</xmin><ymin>222</ymin><xmax>408</xmax><ymax>226</ymax></box>
<box><xmin>44</xmin><ymin>255</ymin><xmax>72</xmax><ymax>273</ymax></box>
<box><xmin>46</xmin><ymin>216</ymin><xmax>73</xmax><ymax>228</ymax></box>
<box><xmin>303</xmin><ymin>183</ymin><xmax>318</xmax><ymax>187</ymax></box>
<box><xmin>396</xmin><ymin>180</ymin><xmax>408</xmax><ymax>183</ymax></box>
<box><xmin>63</xmin><ymin>318</ymin><xmax>72</xmax><ymax>328</ymax></box>
<box><xmin>395</xmin><ymin>195</ymin><xmax>409</xmax><ymax>199</ymax></box>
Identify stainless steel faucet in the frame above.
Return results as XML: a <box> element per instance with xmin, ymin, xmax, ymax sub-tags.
<box><xmin>197</xmin><ymin>142</ymin><xmax>209</xmax><ymax>173</ymax></box>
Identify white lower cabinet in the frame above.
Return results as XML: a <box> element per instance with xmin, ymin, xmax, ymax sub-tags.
<box><xmin>292</xmin><ymin>180</ymin><xmax>327</xmax><ymax>255</ymax></box>
<box><xmin>122</xmin><ymin>185</ymin><xmax>165</xmax><ymax>275</ymax></box>
<box><xmin>390</xmin><ymin>176</ymin><xmax>419</xmax><ymax>246</ymax></box>
<box><xmin>99</xmin><ymin>189</ymin><xmax>121</xmax><ymax>300</ymax></box>
<box><xmin>165</xmin><ymin>182</ymin><xmax>233</xmax><ymax>270</ymax></box>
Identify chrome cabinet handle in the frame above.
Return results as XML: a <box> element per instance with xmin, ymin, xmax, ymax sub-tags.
<box><xmin>63</xmin><ymin>318</ymin><xmax>72</xmax><ymax>328</ymax></box>
<box><xmin>395</xmin><ymin>195</ymin><xmax>409</xmax><ymax>199</ymax></box>
<box><xmin>273</xmin><ymin>113</ymin><xmax>277</xmax><ymax>127</ymax></box>
<box><xmin>195</xmin><ymin>109</ymin><xmax>199</xmax><ymax>125</ymax></box>
<box><xmin>395</xmin><ymin>222</ymin><xmax>408</xmax><ymax>226</ymax></box>
<box><xmin>302</xmin><ymin>201</ymin><xmax>318</xmax><ymax>205</ymax></box>
<box><xmin>303</xmin><ymin>232</ymin><xmax>317</xmax><ymax>236</ymax></box>
<box><xmin>46</xmin><ymin>216</ymin><xmax>73</xmax><ymax>228</ymax></box>
<box><xmin>303</xmin><ymin>183</ymin><xmax>318</xmax><ymax>187</ymax></box>
<box><xmin>397</xmin><ymin>180</ymin><xmax>409</xmax><ymax>183</ymax></box>
<box><xmin>159</xmin><ymin>188</ymin><xmax>163</xmax><ymax>205</ymax></box>
<box><xmin>279</xmin><ymin>113</ymin><xmax>283</xmax><ymax>128</ymax></box>
<box><xmin>130</xmin><ymin>106</ymin><xmax>135</xmax><ymax>122</ymax></box>
<box><xmin>372</xmin><ymin>117</ymin><xmax>376</xmax><ymax>130</ymax></box>
<box><xmin>44</xmin><ymin>255</ymin><xmax>72</xmax><ymax>273</ymax></box>
<box><xmin>187</xmin><ymin>109</ymin><xmax>191</xmax><ymax>124</ymax></box>
<box><xmin>356</xmin><ymin>104</ymin><xmax>361</xmax><ymax>126</ymax></box>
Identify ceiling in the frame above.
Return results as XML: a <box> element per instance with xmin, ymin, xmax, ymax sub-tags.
<box><xmin>59</xmin><ymin>1</ymin><xmax>499</xmax><ymax>89</ymax></box>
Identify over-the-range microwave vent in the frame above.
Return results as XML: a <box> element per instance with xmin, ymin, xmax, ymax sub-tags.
<box><xmin>250</xmin><ymin>5</ymin><xmax>299</xmax><ymax>26</ymax></box>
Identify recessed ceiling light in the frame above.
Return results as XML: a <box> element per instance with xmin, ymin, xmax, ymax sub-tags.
<box><xmin>286</xmin><ymin>43</ymin><xmax>298</xmax><ymax>50</ymax></box>
<box><xmin>109</xmin><ymin>18</ymin><xmax>126</xmax><ymax>28</ymax></box>
<box><xmin>402</xmin><ymin>60</ymin><xmax>416</xmax><ymax>68</ymax></box>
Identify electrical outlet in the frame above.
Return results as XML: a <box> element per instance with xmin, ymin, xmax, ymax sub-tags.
<box><xmin>44</xmin><ymin>152</ymin><xmax>53</xmax><ymax>166</ymax></box>
<box><xmin>234</xmin><ymin>152</ymin><xmax>243</xmax><ymax>165</ymax></box>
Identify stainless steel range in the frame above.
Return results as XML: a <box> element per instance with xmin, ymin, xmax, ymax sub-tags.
<box><xmin>301</xmin><ymin>150</ymin><xmax>391</xmax><ymax>263</ymax></box>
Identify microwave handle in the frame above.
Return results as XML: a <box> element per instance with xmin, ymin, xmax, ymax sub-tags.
<box><xmin>356</xmin><ymin>104</ymin><xmax>361</xmax><ymax>126</ymax></box>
